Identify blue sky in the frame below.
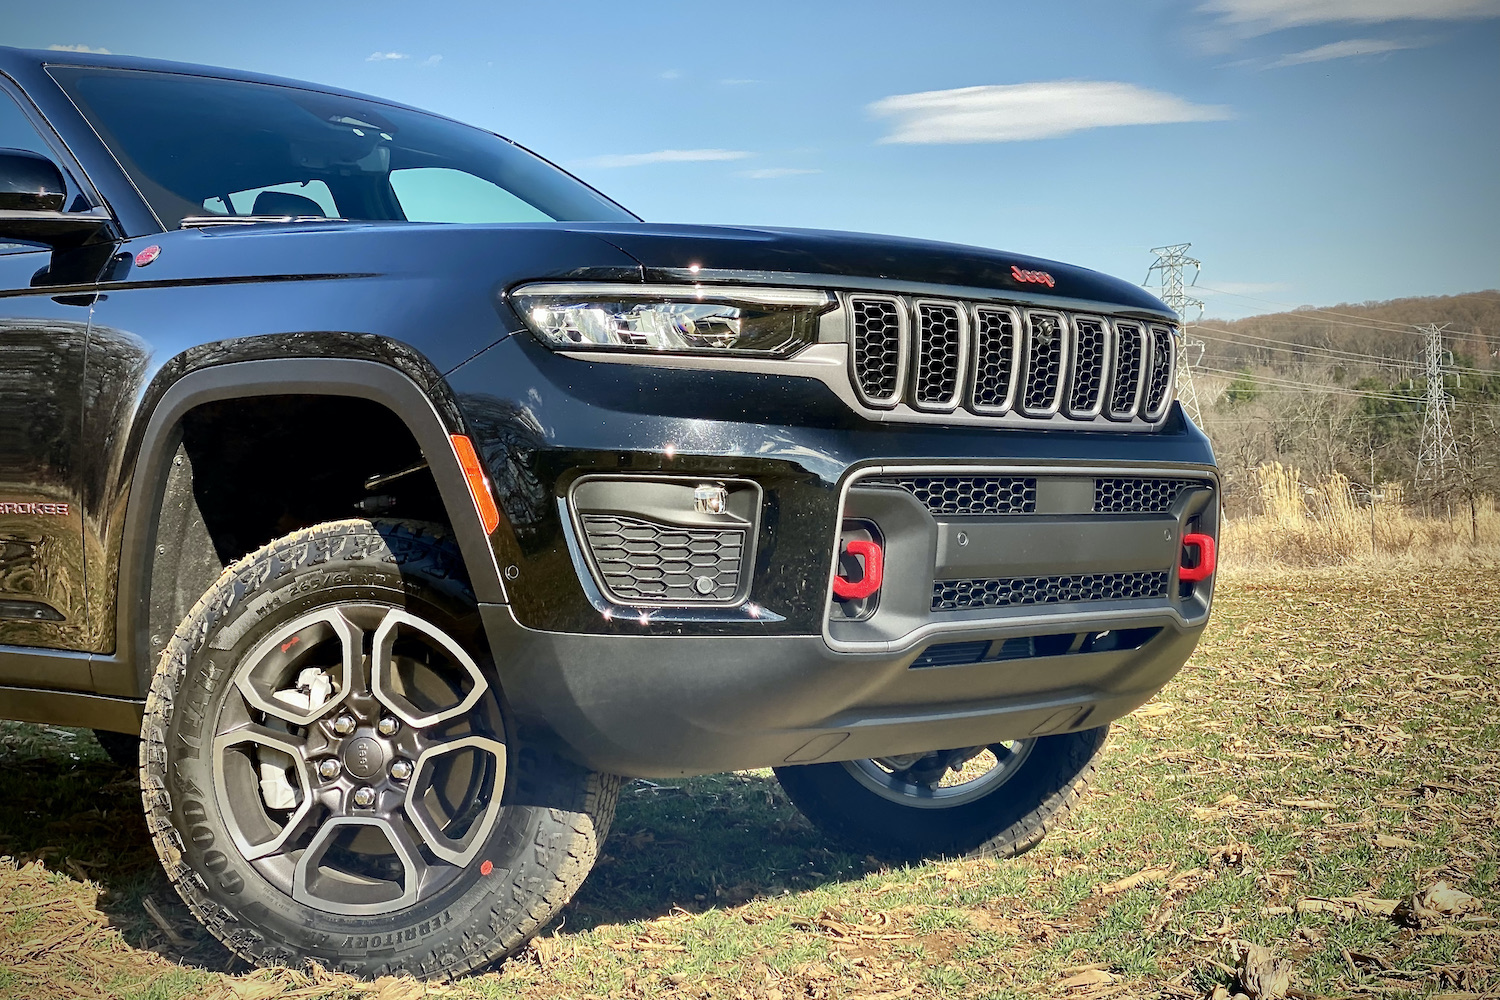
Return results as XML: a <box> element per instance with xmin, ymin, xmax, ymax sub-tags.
<box><xmin>11</xmin><ymin>0</ymin><xmax>1499</xmax><ymax>318</ymax></box>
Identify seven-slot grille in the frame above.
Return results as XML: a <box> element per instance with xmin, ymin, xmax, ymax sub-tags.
<box><xmin>846</xmin><ymin>294</ymin><xmax>1175</xmax><ymax>423</ymax></box>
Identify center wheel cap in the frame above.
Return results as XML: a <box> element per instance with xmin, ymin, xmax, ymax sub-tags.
<box><xmin>343</xmin><ymin>736</ymin><xmax>386</xmax><ymax>779</ymax></box>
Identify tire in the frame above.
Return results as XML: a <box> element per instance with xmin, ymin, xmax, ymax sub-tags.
<box><xmin>774</xmin><ymin>726</ymin><xmax>1109</xmax><ymax>862</ymax></box>
<box><xmin>93</xmin><ymin>729</ymin><xmax>141</xmax><ymax>770</ymax></box>
<box><xmin>141</xmin><ymin>518</ymin><xmax>619</xmax><ymax>979</ymax></box>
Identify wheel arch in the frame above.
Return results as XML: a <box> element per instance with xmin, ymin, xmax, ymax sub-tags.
<box><xmin>115</xmin><ymin>357</ymin><xmax>507</xmax><ymax>699</ymax></box>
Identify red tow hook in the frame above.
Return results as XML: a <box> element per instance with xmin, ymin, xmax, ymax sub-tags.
<box><xmin>1179</xmin><ymin>533</ymin><xmax>1217</xmax><ymax>583</ymax></box>
<box><xmin>833</xmin><ymin>539</ymin><xmax>884</xmax><ymax>600</ymax></box>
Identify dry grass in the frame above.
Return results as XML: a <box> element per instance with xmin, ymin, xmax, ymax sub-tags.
<box><xmin>1221</xmin><ymin>463</ymin><xmax>1500</xmax><ymax>569</ymax></box>
<box><xmin>0</xmin><ymin>564</ymin><xmax>1497</xmax><ymax>999</ymax></box>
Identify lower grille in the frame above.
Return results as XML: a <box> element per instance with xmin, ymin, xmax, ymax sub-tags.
<box><xmin>1093</xmin><ymin>477</ymin><xmax>1202</xmax><ymax>514</ymax></box>
<box><xmin>866</xmin><ymin>475</ymin><xmax>1037</xmax><ymax>515</ymax></box>
<box><xmin>580</xmin><ymin>514</ymin><xmax>747</xmax><ymax>604</ymax></box>
<box><xmin>932</xmin><ymin>571</ymin><xmax>1169</xmax><ymax>611</ymax></box>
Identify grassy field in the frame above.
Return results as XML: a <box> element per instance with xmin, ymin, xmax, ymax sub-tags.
<box><xmin>0</xmin><ymin>565</ymin><xmax>1496</xmax><ymax>999</ymax></box>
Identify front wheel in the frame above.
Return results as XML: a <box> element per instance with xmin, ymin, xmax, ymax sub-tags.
<box><xmin>774</xmin><ymin>726</ymin><xmax>1109</xmax><ymax>862</ymax></box>
<box><xmin>141</xmin><ymin>519</ymin><xmax>618</xmax><ymax>979</ymax></box>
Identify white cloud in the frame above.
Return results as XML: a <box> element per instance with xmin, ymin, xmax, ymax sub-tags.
<box><xmin>720</xmin><ymin>78</ymin><xmax>759</xmax><ymax>85</ymax></box>
<box><xmin>659</xmin><ymin>69</ymin><xmax>682</xmax><ymax>80</ymax></box>
<box><xmin>580</xmin><ymin>149</ymin><xmax>752</xmax><ymax>169</ymax></box>
<box><xmin>421</xmin><ymin>54</ymin><xmax>443</xmax><ymax>67</ymax></box>
<box><xmin>1200</xmin><ymin>0</ymin><xmax>1500</xmax><ymax>34</ymax></box>
<box><xmin>740</xmin><ymin>167</ymin><xmax>822</xmax><ymax>179</ymax></box>
<box><xmin>869</xmin><ymin>81</ymin><xmax>1231</xmax><ymax>144</ymax></box>
<box><xmin>366</xmin><ymin>51</ymin><xmax>409</xmax><ymax>61</ymax></box>
<box><xmin>1269</xmin><ymin>37</ymin><xmax>1422</xmax><ymax>67</ymax></box>
<box><xmin>48</xmin><ymin>44</ymin><xmax>110</xmax><ymax>53</ymax></box>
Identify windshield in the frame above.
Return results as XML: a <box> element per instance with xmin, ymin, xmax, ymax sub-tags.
<box><xmin>49</xmin><ymin>66</ymin><xmax>636</xmax><ymax>229</ymax></box>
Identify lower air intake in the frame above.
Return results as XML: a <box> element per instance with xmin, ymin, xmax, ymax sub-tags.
<box><xmin>932</xmin><ymin>571</ymin><xmax>1169</xmax><ymax>611</ymax></box>
<box><xmin>581</xmin><ymin>514</ymin><xmax>747</xmax><ymax>605</ymax></box>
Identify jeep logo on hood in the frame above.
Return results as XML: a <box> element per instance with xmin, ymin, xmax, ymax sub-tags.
<box><xmin>1011</xmin><ymin>265</ymin><xmax>1056</xmax><ymax>288</ymax></box>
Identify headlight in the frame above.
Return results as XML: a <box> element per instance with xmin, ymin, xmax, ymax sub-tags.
<box><xmin>512</xmin><ymin>283</ymin><xmax>833</xmax><ymax>356</ymax></box>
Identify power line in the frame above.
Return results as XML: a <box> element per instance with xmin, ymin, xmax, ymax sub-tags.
<box><xmin>1191</xmin><ymin>322</ymin><xmax>1498</xmax><ymax>379</ymax></box>
<box><xmin>1193</xmin><ymin>283</ymin><xmax>1496</xmax><ymax>339</ymax></box>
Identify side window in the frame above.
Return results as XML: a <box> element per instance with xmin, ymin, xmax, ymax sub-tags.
<box><xmin>0</xmin><ymin>91</ymin><xmax>65</xmax><ymax>255</ymax></box>
<box><xmin>390</xmin><ymin>167</ymin><xmax>551</xmax><ymax>224</ymax></box>
<box><xmin>202</xmin><ymin>179</ymin><xmax>339</xmax><ymax>218</ymax></box>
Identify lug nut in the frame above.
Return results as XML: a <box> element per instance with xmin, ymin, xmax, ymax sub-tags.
<box><xmin>317</xmin><ymin>758</ymin><xmax>341</xmax><ymax>780</ymax></box>
<box><xmin>332</xmin><ymin>714</ymin><xmax>357</xmax><ymax>736</ymax></box>
<box><xmin>390</xmin><ymin>759</ymin><xmax>413</xmax><ymax>781</ymax></box>
<box><xmin>352</xmin><ymin>786</ymin><xmax>376</xmax><ymax>808</ymax></box>
<box><xmin>376</xmin><ymin>716</ymin><xmax>400</xmax><ymax>737</ymax></box>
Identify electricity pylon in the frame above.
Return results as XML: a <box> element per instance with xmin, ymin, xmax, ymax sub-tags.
<box><xmin>1145</xmin><ymin>243</ymin><xmax>1206</xmax><ymax>422</ymax></box>
<box><xmin>1415</xmin><ymin>322</ymin><xmax>1459</xmax><ymax>485</ymax></box>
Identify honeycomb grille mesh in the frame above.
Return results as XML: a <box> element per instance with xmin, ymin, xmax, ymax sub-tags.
<box><xmin>1068</xmin><ymin>317</ymin><xmax>1108</xmax><ymax>415</ymax></box>
<box><xmin>971</xmin><ymin>308</ymin><xmax>1017</xmax><ymax>410</ymax></box>
<box><xmin>1094</xmin><ymin>477</ymin><xmax>1202</xmax><ymax>514</ymax></box>
<box><xmin>866</xmin><ymin>475</ymin><xmax>1037</xmax><ymax>515</ymax></box>
<box><xmin>932</xmin><ymin>571</ymin><xmax>1169</xmax><ymax>611</ymax></box>
<box><xmin>1110</xmin><ymin>321</ymin><xmax>1145</xmax><ymax>417</ymax></box>
<box><xmin>1144</xmin><ymin>324</ymin><xmax>1175</xmax><ymax>417</ymax></box>
<box><xmin>850</xmin><ymin>298</ymin><xmax>902</xmax><ymax>403</ymax></box>
<box><xmin>581</xmin><ymin>514</ymin><xmax>746</xmax><ymax>604</ymax></box>
<box><xmin>1021</xmin><ymin>312</ymin><xmax>1066</xmax><ymax>413</ymax></box>
<box><xmin>912</xmin><ymin>302</ymin><xmax>963</xmax><ymax>406</ymax></box>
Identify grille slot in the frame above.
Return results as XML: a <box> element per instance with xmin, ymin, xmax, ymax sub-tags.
<box><xmin>1020</xmin><ymin>311</ymin><xmax>1068</xmax><ymax>416</ymax></box>
<box><xmin>1067</xmin><ymin>316</ymin><xmax>1110</xmax><ymax>417</ymax></box>
<box><xmin>910</xmin><ymin>300</ymin><xmax>966</xmax><ymax>410</ymax></box>
<box><xmin>848</xmin><ymin>296</ymin><xmax>905</xmax><ymax>406</ymax></box>
<box><xmin>970</xmin><ymin>306</ymin><xmax>1020</xmax><ymax>413</ymax></box>
<box><xmin>1108</xmin><ymin>321</ymin><xmax>1147</xmax><ymax>420</ymax></box>
<box><xmin>1142</xmin><ymin>323</ymin><xmax>1176</xmax><ymax>420</ymax></box>
<box><xmin>932</xmin><ymin>571</ymin><xmax>1169</xmax><ymax>612</ymax></box>
<box><xmin>580</xmin><ymin>514</ymin><xmax>747</xmax><ymax>605</ymax></box>
<box><xmin>866</xmin><ymin>475</ymin><xmax>1037</xmax><ymax>515</ymax></box>
<box><xmin>1094</xmin><ymin>477</ymin><xmax>1202</xmax><ymax>514</ymax></box>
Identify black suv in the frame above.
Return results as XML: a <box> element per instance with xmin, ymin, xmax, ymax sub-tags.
<box><xmin>0</xmin><ymin>47</ymin><xmax>1219</xmax><ymax>979</ymax></box>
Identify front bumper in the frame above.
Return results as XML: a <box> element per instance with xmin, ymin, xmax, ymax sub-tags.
<box><xmin>483</xmin><ymin>603</ymin><xmax>1203</xmax><ymax>778</ymax></box>
<box><xmin>448</xmin><ymin>332</ymin><xmax>1219</xmax><ymax>777</ymax></box>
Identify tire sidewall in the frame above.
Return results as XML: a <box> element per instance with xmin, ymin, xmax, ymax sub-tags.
<box><xmin>145</xmin><ymin>521</ymin><xmax>582</xmax><ymax>974</ymax></box>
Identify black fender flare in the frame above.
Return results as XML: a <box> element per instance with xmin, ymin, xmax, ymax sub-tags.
<box><xmin>112</xmin><ymin>357</ymin><xmax>507</xmax><ymax>697</ymax></box>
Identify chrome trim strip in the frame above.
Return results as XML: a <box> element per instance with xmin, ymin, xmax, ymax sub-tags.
<box><xmin>908</xmin><ymin>298</ymin><xmax>969</xmax><ymax>413</ymax></box>
<box><xmin>821</xmin><ymin>461</ymin><xmax>1219</xmax><ymax>654</ymax></box>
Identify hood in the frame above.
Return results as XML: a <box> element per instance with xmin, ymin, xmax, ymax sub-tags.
<box><xmin>561</xmin><ymin>223</ymin><xmax>1172</xmax><ymax>315</ymax></box>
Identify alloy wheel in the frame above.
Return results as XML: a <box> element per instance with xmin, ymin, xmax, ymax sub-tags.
<box><xmin>211</xmin><ymin>604</ymin><xmax>505</xmax><ymax>915</ymax></box>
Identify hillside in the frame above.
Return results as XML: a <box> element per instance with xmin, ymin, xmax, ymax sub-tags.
<box><xmin>1194</xmin><ymin>290</ymin><xmax>1500</xmax><ymax>375</ymax></box>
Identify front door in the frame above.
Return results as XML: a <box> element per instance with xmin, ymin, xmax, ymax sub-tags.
<box><xmin>0</xmin><ymin>87</ymin><xmax>92</xmax><ymax>657</ymax></box>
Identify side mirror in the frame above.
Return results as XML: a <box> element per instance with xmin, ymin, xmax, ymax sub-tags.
<box><xmin>0</xmin><ymin>148</ymin><xmax>112</xmax><ymax>249</ymax></box>
<box><xmin>0</xmin><ymin>148</ymin><xmax>67</xmax><ymax>211</ymax></box>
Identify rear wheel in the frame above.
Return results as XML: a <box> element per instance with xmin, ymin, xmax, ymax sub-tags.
<box><xmin>774</xmin><ymin>726</ymin><xmax>1108</xmax><ymax>861</ymax></box>
<box><xmin>142</xmin><ymin>519</ymin><xmax>618</xmax><ymax>979</ymax></box>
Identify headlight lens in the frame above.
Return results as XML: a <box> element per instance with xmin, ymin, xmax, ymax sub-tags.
<box><xmin>512</xmin><ymin>284</ymin><xmax>833</xmax><ymax>356</ymax></box>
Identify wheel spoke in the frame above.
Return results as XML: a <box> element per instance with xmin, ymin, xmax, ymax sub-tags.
<box><xmin>402</xmin><ymin>735</ymin><xmax>506</xmax><ymax>866</ymax></box>
<box><xmin>370</xmin><ymin>608</ymin><xmax>489</xmax><ymax>728</ymax></box>
<box><xmin>231</xmin><ymin>607</ymin><xmax>363</xmax><ymax>726</ymax></box>
<box><xmin>212</xmin><ymin>724</ymin><xmax>316</xmax><ymax>861</ymax></box>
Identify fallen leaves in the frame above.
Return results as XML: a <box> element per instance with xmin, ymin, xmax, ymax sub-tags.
<box><xmin>1095</xmin><ymin>865</ymin><xmax>1172</xmax><ymax>895</ymax></box>
<box><xmin>1394</xmin><ymin>880</ymin><xmax>1484</xmax><ymax>928</ymax></box>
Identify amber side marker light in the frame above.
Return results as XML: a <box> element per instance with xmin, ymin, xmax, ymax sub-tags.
<box><xmin>450</xmin><ymin>434</ymin><xmax>501</xmax><ymax>534</ymax></box>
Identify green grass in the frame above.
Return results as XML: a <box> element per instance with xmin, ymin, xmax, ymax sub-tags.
<box><xmin>0</xmin><ymin>565</ymin><xmax>1496</xmax><ymax>998</ymax></box>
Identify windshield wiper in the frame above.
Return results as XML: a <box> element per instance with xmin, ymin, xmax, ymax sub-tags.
<box><xmin>179</xmin><ymin>215</ymin><xmax>346</xmax><ymax>229</ymax></box>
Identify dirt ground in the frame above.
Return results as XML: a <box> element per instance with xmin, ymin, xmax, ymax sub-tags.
<box><xmin>0</xmin><ymin>564</ymin><xmax>1495</xmax><ymax>999</ymax></box>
